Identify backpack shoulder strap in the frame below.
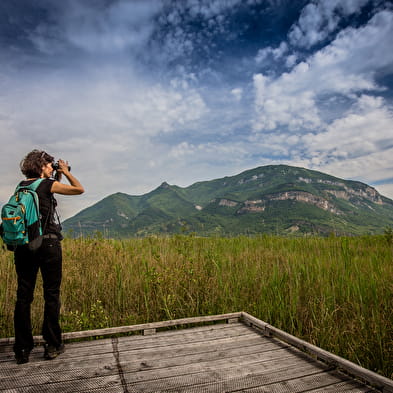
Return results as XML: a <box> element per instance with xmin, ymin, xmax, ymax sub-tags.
<box><xmin>15</xmin><ymin>178</ymin><xmax>45</xmax><ymax>193</ymax></box>
<box><xmin>29</xmin><ymin>178</ymin><xmax>45</xmax><ymax>191</ymax></box>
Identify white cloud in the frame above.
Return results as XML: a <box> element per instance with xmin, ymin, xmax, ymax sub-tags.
<box><xmin>292</xmin><ymin>94</ymin><xmax>393</xmax><ymax>199</ymax></box>
<box><xmin>303</xmin><ymin>94</ymin><xmax>393</xmax><ymax>163</ymax></box>
<box><xmin>313</xmin><ymin>10</ymin><xmax>393</xmax><ymax>78</ymax></box>
<box><xmin>250</xmin><ymin>92</ymin><xmax>393</xmax><ymax>199</ymax></box>
<box><xmin>289</xmin><ymin>0</ymin><xmax>372</xmax><ymax>48</ymax></box>
<box><xmin>253</xmin><ymin>9</ymin><xmax>393</xmax><ymax>132</ymax></box>
<box><xmin>3</xmin><ymin>65</ymin><xmax>207</xmax><ymax>138</ymax></box>
<box><xmin>29</xmin><ymin>1</ymin><xmax>163</xmax><ymax>55</ymax></box>
<box><xmin>168</xmin><ymin>140</ymin><xmax>250</xmax><ymax>168</ymax></box>
<box><xmin>314</xmin><ymin>147</ymin><xmax>393</xmax><ymax>193</ymax></box>
<box><xmin>121</xmin><ymin>83</ymin><xmax>207</xmax><ymax>134</ymax></box>
<box><xmin>231</xmin><ymin>88</ymin><xmax>243</xmax><ymax>101</ymax></box>
<box><xmin>285</xmin><ymin>54</ymin><xmax>298</xmax><ymax>68</ymax></box>
<box><xmin>169</xmin><ymin>141</ymin><xmax>195</xmax><ymax>158</ymax></box>
<box><xmin>255</xmin><ymin>41</ymin><xmax>289</xmax><ymax>64</ymax></box>
<box><xmin>252</xmin><ymin>69</ymin><xmax>322</xmax><ymax>131</ymax></box>
<box><xmin>187</xmin><ymin>0</ymin><xmax>243</xmax><ymax>19</ymax></box>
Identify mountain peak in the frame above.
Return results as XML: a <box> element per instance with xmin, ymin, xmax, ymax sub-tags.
<box><xmin>159</xmin><ymin>181</ymin><xmax>170</xmax><ymax>189</ymax></box>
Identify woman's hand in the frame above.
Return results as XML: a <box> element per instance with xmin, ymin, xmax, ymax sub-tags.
<box><xmin>57</xmin><ymin>159</ymin><xmax>70</xmax><ymax>174</ymax></box>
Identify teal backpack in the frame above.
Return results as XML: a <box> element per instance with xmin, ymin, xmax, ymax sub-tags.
<box><xmin>0</xmin><ymin>179</ymin><xmax>45</xmax><ymax>251</ymax></box>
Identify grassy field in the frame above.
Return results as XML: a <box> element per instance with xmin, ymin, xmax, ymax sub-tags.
<box><xmin>1</xmin><ymin>234</ymin><xmax>392</xmax><ymax>378</ymax></box>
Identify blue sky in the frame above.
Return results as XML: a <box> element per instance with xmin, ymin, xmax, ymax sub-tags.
<box><xmin>1</xmin><ymin>0</ymin><xmax>393</xmax><ymax>219</ymax></box>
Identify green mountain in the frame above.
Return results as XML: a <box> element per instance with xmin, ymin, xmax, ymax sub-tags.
<box><xmin>62</xmin><ymin>165</ymin><xmax>393</xmax><ymax>237</ymax></box>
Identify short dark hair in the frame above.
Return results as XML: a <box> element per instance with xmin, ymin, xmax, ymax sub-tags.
<box><xmin>20</xmin><ymin>150</ymin><xmax>54</xmax><ymax>178</ymax></box>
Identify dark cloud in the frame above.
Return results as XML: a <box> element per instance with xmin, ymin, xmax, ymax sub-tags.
<box><xmin>0</xmin><ymin>1</ymin><xmax>50</xmax><ymax>50</ymax></box>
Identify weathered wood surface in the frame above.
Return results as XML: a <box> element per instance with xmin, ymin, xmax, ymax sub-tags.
<box><xmin>0</xmin><ymin>312</ymin><xmax>243</xmax><ymax>345</ymax></box>
<box><xmin>241</xmin><ymin>312</ymin><xmax>393</xmax><ymax>393</ymax></box>
<box><xmin>0</xmin><ymin>317</ymin><xmax>385</xmax><ymax>393</ymax></box>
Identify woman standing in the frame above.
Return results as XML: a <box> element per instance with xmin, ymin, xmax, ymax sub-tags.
<box><xmin>13</xmin><ymin>150</ymin><xmax>84</xmax><ymax>364</ymax></box>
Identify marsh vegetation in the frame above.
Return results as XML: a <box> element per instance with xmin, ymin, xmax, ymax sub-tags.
<box><xmin>1</xmin><ymin>234</ymin><xmax>392</xmax><ymax>378</ymax></box>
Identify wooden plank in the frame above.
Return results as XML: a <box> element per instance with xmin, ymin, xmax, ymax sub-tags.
<box><xmin>74</xmin><ymin>324</ymin><xmax>252</xmax><ymax>356</ymax></box>
<box><xmin>127</xmin><ymin>361</ymin><xmax>327</xmax><ymax>392</ymax></box>
<box><xmin>240</xmin><ymin>370</ymin><xmax>361</xmax><ymax>393</ymax></box>
<box><xmin>114</xmin><ymin>324</ymin><xmax>255</xmax><ymax>350</ymax></box>
<box><xmin>123</xmin><ymin>350</ymin><xmax>321</xmax><ymax>384</ymax></box>
<box><xmin>305</xmin><ymin>380</ymin><xmax>376</xmax><ymax>393</ymax></box>
<box><xmin>121</xmin><ymin>347</ymin><xmax>306</xmax><ymax>380</ymax></box>
<box><xmin>0</xmin><ymin>324</ymin><xmax>252</xmax><ymax>368</ymax></box>
<box><xmin>121</xmin><ymin>341</ymin><xmax>290</xmax><ymax>375</ymax></box>
<box><xmin>0</xmin><ymin>332</ymin><xmax>262</xmax><ymax>377</ymax></box>
<box><xmin>107</xmin><ymin>329</ymin><xmax>256</xmax><ymax>360</ymax></box>
<box><xmin>118</xmin><ymin>339</ymin><xmax>288</xmax><ymax>367</ymax></box>
<box><xmin>155</xmin><ymin>365</ymin><xmax>375</xmax><ymax>393</ymax></box>
<box><xmin>143</xmin><ymin>328</ymin><xmax>156</xmax><ymax>336</ymax></box>
<box><xmin>1</xmin><ymin>374</ymin><xmax>124</xmax><ymax>393</ymax></box>
<box><xmin>0</xmin><ymin>323</ymin><xmax>246</xmax><ymax>363</ymax></box>
<box><xmin>241</xmin><ymin>311</ymin><xmax>393</xmax><ymax>393</ymax></box>
<box><xmin>0</xmin><ymin>312</ymin><xmax>242</xmax><ymax>345</ymax></box>
<box><xmin>90</xmin><ymin>322</ymin><xmax>248</xmax><ymax>349</ymax></box>
<box><xmin>0</xmin><ymin>341</ymin><xmax>114</xmax><ymax>369</ymax></box>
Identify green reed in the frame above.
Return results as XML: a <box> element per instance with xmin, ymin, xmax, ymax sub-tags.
<box><xmin>0</xmin><ymin>234</ymin><xmax>392</xmax><ymax>378</ymax></box>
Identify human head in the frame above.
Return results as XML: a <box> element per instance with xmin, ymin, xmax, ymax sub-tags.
<box><xmin>20</xmin><ymin>150</ymin><xmax>54</xmax><ymax>178</ymax></box>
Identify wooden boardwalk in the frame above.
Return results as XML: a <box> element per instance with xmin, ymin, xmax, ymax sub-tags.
<box><xmin>1</xmin><ymin>312</ymin><xmax>392</xmax><ymax>392</ymax></box>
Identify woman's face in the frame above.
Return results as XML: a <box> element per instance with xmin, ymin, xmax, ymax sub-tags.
<box><xmin>41</xmin><ymin>162</ymin><xmax>54</xmax><ymax>178</ymax></box>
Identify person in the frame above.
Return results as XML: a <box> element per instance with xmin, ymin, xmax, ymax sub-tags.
<box><xmin>13</xmin><ymin>149</ymin><xmax>84</xmax><ymax>364</ymax></box>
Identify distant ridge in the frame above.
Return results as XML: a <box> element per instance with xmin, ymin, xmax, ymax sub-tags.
<box><xmin>62</xmin><ymin>165</ymin><xmax>393</xmax><ymax>237</ymax></box>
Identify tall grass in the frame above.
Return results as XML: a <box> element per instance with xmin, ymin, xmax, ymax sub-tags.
<box><xmin>1</xmin><ymin>234</ymin><xmax>392</xmax><ymax>378</ymax></box>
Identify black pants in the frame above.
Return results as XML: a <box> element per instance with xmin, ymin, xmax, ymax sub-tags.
<box><xmin>13</xmin><ymin>238</ymin><xmax>62</xmax><ymax>353</ymax></box>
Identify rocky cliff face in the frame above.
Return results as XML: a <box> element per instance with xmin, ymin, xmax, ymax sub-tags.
<box><xmin>218</xmin><ymin>199</ymin><xmax>238</xmax><ymax>207</ymax></box>
<box><xmin>219</xmin><ymin>192</ymin><xmax>341</xmax><ymax>215</ymax></box>
<box><xmin>300</xmin><ymin>178</ymin><xmax>383</xmax><ymax>204</ymax></box>
<box><xmin>266</xmin><ymin>191</ymin><xmax>342</xmax><ymax>214</ymax></box>
<box><xmin>240</xmin><ymin>200</ymin><xmax>265</xmax><ymax>213</ymax></box>
<box><xmin>324</xmin><ymin>186</ymin><xmax>383</xmax><ymax>205</ymax></box>
<box><xmin>214</xmin><ymin>176</ymin><xmax>385</xmax><ymax>216</ymax></box>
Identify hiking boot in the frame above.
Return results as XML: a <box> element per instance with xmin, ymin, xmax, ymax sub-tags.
<box><xmin>44</xmin><ymin>343</ymin><xmax>65</xmax><ymax>360</ymax></box>
<box><xmin>15</xmin><ymin>349</ymin><xmax>30</xmax><ymax>364</ymax></box>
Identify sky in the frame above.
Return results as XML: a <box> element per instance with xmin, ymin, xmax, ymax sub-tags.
<box><xmin>1</xmin><ymin>0</ymin><xmax>393</xmax><ymax>220</ymax></box>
